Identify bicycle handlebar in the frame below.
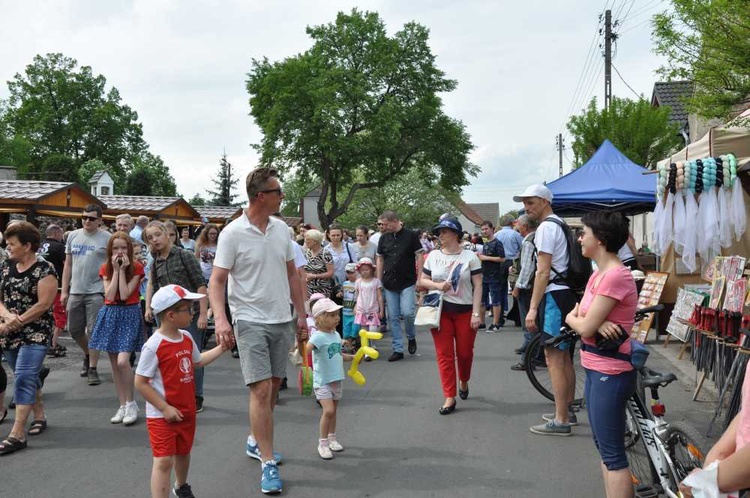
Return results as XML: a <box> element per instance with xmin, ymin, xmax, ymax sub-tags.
<box><xmin>543</xmin><ymin>304</ymin><xmax>664</xmax><ymax>349</ymax></box>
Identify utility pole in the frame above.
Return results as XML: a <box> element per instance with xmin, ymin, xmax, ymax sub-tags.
<box><xmin>604</xmin><ymin>9</ymin><xmax>612</xmax><ymax>110</ymax></box>
<box><xmin>556</xmin><ymin>134</ymin><xmax>565</xmax><ymax>177</ymax></box>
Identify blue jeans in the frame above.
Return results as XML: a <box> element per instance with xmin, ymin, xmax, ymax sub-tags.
<box><xmin>384</xmin><ymin>285</ymin><xmax>416</xmax><ymax>353</ymax></box>
<box><xmin>515</xmin><ymin>289</ymin><xmax>535</xmax><ymax>357</ymax></box>
<box><xmin>584</xmin><ymin>367</ymin><xmax>637</xmax><ymax>471</ymax></box>
<box><xmin>4</xmin><ymin>344</ymin><xmax>48</xmax><ymax>405</ymax></box>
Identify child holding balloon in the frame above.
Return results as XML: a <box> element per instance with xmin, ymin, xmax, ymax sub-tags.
<box><xmin>306</xmin><ymin>298</ymin><xmax>354</xmax><ymax>460</ymax></box>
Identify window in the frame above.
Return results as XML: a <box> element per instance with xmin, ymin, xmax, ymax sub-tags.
<box><xmin>101</xmin><ymin>186</ymin><xmax>110</xmax><ymax>195</ymax></box>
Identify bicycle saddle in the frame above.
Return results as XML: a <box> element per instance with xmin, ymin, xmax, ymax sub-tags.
<box><xmin>639</xmin><ymin>368</ymin><xmax>677</xmax><ymax>388</ymax></box>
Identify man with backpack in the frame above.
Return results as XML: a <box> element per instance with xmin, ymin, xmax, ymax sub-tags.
<box><xmin>514</xmin><ymin>184</ymin><xmax>588</xmax><ymax>437</ymax></box>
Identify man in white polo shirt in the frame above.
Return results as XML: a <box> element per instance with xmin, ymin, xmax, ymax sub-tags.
<box><xmin>209</xmin><ymin>167</ymin><xmax>307</xmax><ymax>495</ymax></box>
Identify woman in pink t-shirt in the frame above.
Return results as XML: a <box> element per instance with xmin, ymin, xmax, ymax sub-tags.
<box><xmin>564</xmin><ymin>211</ymin><xmax>637</xmax><ymax>498</ymax></box>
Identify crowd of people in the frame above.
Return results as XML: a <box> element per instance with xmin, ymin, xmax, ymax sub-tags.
<box><xmin>1</xmin><ymin>172</ymin><xmax>750</xmax><ymax>497</ymax></box>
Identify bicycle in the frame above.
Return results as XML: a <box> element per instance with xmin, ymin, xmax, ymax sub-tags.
<box><xmin>545</xmin><ymin>313</ymin><xmax>705</xmax><ymax>497</ymax></box>
<box><xmin>524</xmin><ymin>304</ymin><xmax>664</xmax><ymax>404</ymax></box>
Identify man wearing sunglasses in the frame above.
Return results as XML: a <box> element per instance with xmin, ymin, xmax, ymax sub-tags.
<box><xmin>209</xmin><ymin>168</ymin><xmax>308</xmax><ymax>495</ymax></box>
<box><xmin>61</xmin><ymin>204</ymin><xmax>111</xmax><ymax>385</ymax></box>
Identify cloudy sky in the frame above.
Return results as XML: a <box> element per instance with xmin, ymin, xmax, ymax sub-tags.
<box><xmin>0</xmin><ymin>0</ymin><xmax>668</xmax><ymax>215</ymax></box>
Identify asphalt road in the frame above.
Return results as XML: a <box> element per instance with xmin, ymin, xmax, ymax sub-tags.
<box><xmin>1</xmin><ymin>324</ymin><xmax>717</xmax><ymax>498</ymax></box>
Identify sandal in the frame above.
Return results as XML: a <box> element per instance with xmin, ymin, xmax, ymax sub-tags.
<box><xmin>0</xmin><ymin>436</ymin><xmax>27</xmax><ymax>455</ymax></box>
<box><xmin>28</xmin><ymin>420</ymin><xmax>47</xmax><ymax>436</ymax></box>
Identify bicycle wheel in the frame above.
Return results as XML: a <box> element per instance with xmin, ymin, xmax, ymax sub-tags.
<box><xmin>624</xmin><ymin>404</ymin><xmax>660</xmax><ymax>491</ymax></box>
<box><xmin>663</xmin><ymin>423</ymin><xmax>705</xmax><ymax>493</ymax></box>
<box><xmin>524</xmin><ymin>334</ymin><xmax>586</xmax><ymax>404</ymax></box>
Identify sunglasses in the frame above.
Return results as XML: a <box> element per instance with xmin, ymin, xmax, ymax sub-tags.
<box><xmin>258</xmin><ymin>188</ymin><xmax>283</xmax><ymax>196</ymax></box>
<box><xmin>82</xmin><ymin>216</ymin><xmax>99</xmax><ymax>222</ymax></box>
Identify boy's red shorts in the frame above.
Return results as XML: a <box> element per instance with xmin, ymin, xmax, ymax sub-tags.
<box><xmin>53</xmin><ymin>292</ymin><xmax>67</xmax><ymax>329</ymax></box>
<box><xmin>147</xmin><ymin>417</ymin><xmax>196</xmax><ymax>458</ymax></box>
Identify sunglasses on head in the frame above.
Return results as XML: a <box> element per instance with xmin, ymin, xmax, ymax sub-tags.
<box><xmin>82</xmin><ymin>216</ymin><xmax>99</xmax><ymax>222</ymax></box>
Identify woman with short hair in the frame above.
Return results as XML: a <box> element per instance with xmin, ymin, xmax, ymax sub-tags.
<box><xmin>304</xmin><ymin>229</ymin><xmax>334</xmax><ymax>298</ymax></box>
<box><xmin>564</xmin><ymin>211</ymin><xmax>638</xmax><ymax>497</ymax></box>
<box><xmin>0</xmin><ymin>221</ymin><xmax>58</xmax><ymax>455</ymax></box>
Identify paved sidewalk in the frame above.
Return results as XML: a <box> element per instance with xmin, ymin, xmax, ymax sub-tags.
<box><xmin>1</xmin><ymin>325</ymin><xmax>717</xmax><ymax>497</ymax></box>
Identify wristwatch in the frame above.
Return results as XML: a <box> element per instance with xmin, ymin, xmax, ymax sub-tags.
<box><xmin>472</xmin><ymin>312</ymin><xmax>480</xmax><ymax>317</ymax></box>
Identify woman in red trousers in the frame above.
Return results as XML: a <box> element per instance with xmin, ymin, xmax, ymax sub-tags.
<box><xmin>419</xmin><ymin>216</ymin><xmax>482</xmax><ymax>415</ymax></box>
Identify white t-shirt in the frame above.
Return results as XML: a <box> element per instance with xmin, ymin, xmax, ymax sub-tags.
<box><xmin>369</xmin><ymin>232</ymin><xmax>382</xmax><ymax>247</ymax></box>
<box><xmin>422</xmin><ymin>249</ymin><xmax>482</xmax><ymax>305</ymax></box>
<box><xmin>617</xmin><ymin>243</ymin><xmax>635</xmax><ymax>262</ymax></box>
<box><xmin>534</xmin><ymin>215</ymin><xmax>570</xmax><ymax>292</ymax></box>
<box><xmin>292</xmin><ymin>241</ymin><xmax>307</xmax><ymax>269</ymax></box>
<box><xmin>213</xmin><ymin>212</ymin><xmax>295</xmax><ymax>324</ymax></box>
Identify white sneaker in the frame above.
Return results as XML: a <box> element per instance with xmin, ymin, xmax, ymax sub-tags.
<box><xmin>317</xmin><ymin>443</ymin><xmax>333</xmax><ymax>460</ymax></box>
<box><xmin>328</xmin><ymin>438</ymin><xmax>344</xmax><ymax>452</ymax></box>
<box><xmin>110</xmin><ymin>406</ymin><xmax>126</xmax><ymax>424</ymax></box>
<box><xmin>123</xmin><ymin>402</ymin><xmax>139</xmax><ymax>426</ymax></box>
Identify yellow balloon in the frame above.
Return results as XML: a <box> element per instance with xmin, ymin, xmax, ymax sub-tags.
<box><xmin>346</xmin><ymin>329</ymin><xmax>382</xmax><ymax>386</ymax></box>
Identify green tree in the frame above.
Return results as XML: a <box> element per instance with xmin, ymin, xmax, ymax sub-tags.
<box><xmin>122</xmin><ymin>152</ymin><xmax>177</xmax><ymax>196</ymax></box>
<box><xmin>206</xmin><ymin>153</ymin><xmax>240</xmax><ymax>206</ymax></box>
<box><xmin>653</xmin><ymin>1</ymin><xmax>750</xmax><ymax>119</ymax></box>
<box><xmin>567</xmin><ymin>97</ymin><xmax>682</xmax><ymax>168</ymax></box>
<box><xmin>2</xmin><ymin>53</ymin><xmax>146</xmax><ymax>181</ymax></box>
<box><xmin>188</xmin><ymin>193</ymin><xmax>206</xmax><ymax>206</ymax></box>
<box><xmin>246</xmin><ymin>9</ymin><xmax>476</xmax><ymax>229</ymax></box>
<box><xmin>335</xmin><ymin>169</ymin><xmax>458</xmax><ymax>229</ymax></box>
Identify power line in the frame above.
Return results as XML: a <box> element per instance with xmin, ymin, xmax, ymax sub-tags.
<box><xmin>612</xmin><ymin>63</ymin><xmax>642</xmax><ymax>98</ymax></box>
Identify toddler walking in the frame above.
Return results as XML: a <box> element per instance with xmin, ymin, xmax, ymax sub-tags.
<box><xmin>135</xmin><ymin>285</ymin><xmax>226</xmax><ymax>498</ymax></box>
<box><xmin>306</xmin><ymin>298</ymin><xmax>353</xmax><ymax>459</ymax></box>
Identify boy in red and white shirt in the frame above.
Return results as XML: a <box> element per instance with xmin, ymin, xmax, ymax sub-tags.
<box><xmin>135</xmin><ymin>285</ymin><xmax>226</xmax><ymax>498</ymax></box>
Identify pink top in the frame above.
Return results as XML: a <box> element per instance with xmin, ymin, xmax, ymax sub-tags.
<box><xmin>735</xmin><ymin>364</ymin><xmax>750</xmax><ymax>451</ymax></box>
<box><xmin>579</xmin><ymin>266</ymin><xmax>638</xmax><ymax>375</ymax></box>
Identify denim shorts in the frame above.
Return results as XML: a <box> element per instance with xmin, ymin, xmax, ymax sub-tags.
<box><xmin>584</xmin><ymin>368</ymin><xmax>637</xmax><ymax>471</ymax></box>
<box><xmin>4</xmin><ymin>344</ymin><xmax>48</xmax><ymax>405</ymax></box>
<box><xmin>481</xmin><ymin>280</ymin><xmax>502</xmax><ymax>308</ymax></box>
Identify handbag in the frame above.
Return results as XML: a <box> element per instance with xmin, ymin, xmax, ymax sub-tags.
<box><xmin>415</xmin><ymin>291</ymin><xmax>443</xmax><ymax>328</ymax></box>
<box><xmin>414</xmin><ymin>259</ymin><xmax>460</xmax><ymax>328</ymax></box>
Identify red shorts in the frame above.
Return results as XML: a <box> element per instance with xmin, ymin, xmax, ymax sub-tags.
<box><xmin>53</xmin><ymin>292</ymin><xmax>67</xmax><ymax>329</ymax></box>
<box><xmin>147</xmin><ymin>417</ymin><xmax>196</xmax><ymax>458</ymax></box>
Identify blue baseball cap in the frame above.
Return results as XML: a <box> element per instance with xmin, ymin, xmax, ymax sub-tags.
<box><xmin>432</xmin><ymin>217</ymin><xmax>463</xmax><ymax>236</ymax></box>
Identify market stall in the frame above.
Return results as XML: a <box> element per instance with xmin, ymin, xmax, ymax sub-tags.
<box><xmin>0</xmin><ymin>180</ymin><xmax>106</xmax><ymax>229</ymax></box>
<box><xmin>546</xmin><ymin>139</ymin><xmax>656</xmax><ymax>216</ymax></box>
<box><xmin>651</xmin><ymin>113</ymin><xmax>750</xmax><ymax>431</ymax></box>
<box><xmin>99</xmin><ymin>195</ymin><xmax>202</xmax><ymax>225</ymax></box>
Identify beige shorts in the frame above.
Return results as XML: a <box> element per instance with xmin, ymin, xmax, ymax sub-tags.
<box><xmin>314</xmin><ymin>381</ymin><xmax>342</xmax><ymax>400</ymax></box>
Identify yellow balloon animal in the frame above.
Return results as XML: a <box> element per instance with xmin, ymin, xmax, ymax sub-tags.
<box><xmin>347</xmin><ymin>329</ymin><xmax>383</xmax><ymax>385</ymax></box>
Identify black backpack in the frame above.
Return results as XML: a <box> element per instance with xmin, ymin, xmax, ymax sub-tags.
<box><xmin>537</xmin><ymin>216</ymin><xmax>592</xmax><ymax>294</ymax></box>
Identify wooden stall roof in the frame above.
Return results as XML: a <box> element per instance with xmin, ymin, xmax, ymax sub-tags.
<box><xmin>0</xmin><ymin>180</ymin><xmax>106</xmax><ymax>217</ymax></box>
<box><xmin>100</xmin><ymin>195</ymin><xmax>201</xmax><ymax>224</ymax></box>
<box><xmin>195</xmin><ymin>206</ymin><xmax>243</xmax><ymax>223</ymax></box>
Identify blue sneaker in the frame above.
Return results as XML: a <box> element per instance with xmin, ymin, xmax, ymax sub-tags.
<box><xmin>261</xmin><ymin>461</ymin><xmax>282</xmax><ymax>494</ymax></box>
<box><xmin>247</xmin><ymin>440</ymin><xmax>283</xmax><ymax>464</ymax></box>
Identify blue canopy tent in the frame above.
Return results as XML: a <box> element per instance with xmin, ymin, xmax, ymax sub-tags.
<box><xmin>546</xmin><ymin>140</ymin><xmax>656</xmax><ymax>216</ymax></box>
